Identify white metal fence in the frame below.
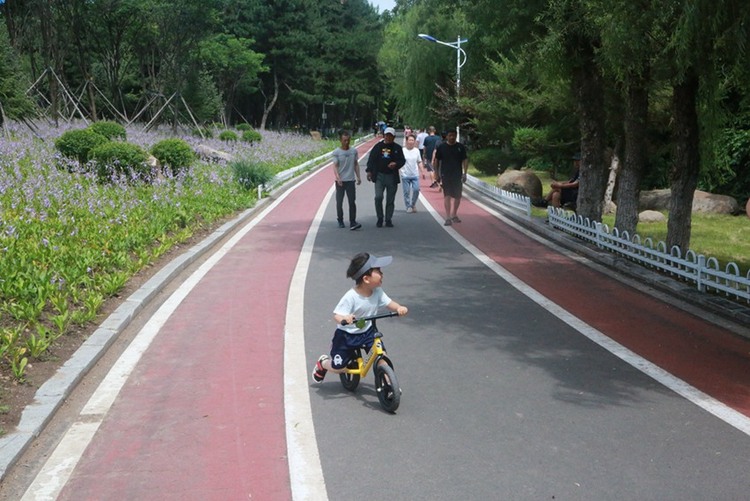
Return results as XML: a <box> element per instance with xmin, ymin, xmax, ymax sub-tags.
<box><xmin>547</xmin><ymin>208</ymin><xmax>750</xmax><ymax>303</ymax></box>
<box><xmin>465</xmin><ymin>174</ymin><xmax>532</xmax><ymax>216</ymax></box>
<box><xmin>464</xmin><ymin>175</ymin><xmax>750</xmax><ymax>304</ymax></box>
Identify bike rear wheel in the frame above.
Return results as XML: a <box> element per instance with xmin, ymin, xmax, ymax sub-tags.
<box><xmin>374</xmin><ymin>363</ymin><xmax>400</xmax><ymax>413</ymax></box>
<box><xmin>340</xmin><ymin>360</ymin><xmax>360</xmax><ymax>391</ymax></box>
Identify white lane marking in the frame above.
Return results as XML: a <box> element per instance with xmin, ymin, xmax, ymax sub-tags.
<box><xmin>284</xmin><ymin>185</ymin><xmax>333</xmax><ymax>501</ymax></box>
<box><xmin>419</xmin><ymin>193</ymin><xmax>750</xmax><ymax>437</ymax></box>
<box><xmin>21</xmin><ymin>167</ymin><xmax>328</xmax><ymax>501</ymax></box>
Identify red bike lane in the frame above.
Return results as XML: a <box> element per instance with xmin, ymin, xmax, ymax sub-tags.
<box><xmin>419</xmin><ymin>183</ymin><xmax>750</xmax><ymax>418</ymax></box>
<box><xmin>55</xmin><ymin>138</ymin><xmax>379</xmax><ymax>501</ymax></box>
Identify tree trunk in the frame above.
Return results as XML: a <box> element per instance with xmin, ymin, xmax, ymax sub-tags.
<box><xmin>571</xmin><ymin>43</ymin><xmax>608</xmax><ymax>222</ymax></box>
<box><xmin>667</xmin><ymin>69</ymin><xmax>700</xmax><ymax>252</ymax></box>
<box><xmin>615</xmin><ymin>70</ymin><xmax>650</xmax><ymax>236</ymax></box>
<box><xmin>260</xmin><ymin>70</ymin><xmax>278</xmax><ymax>131</ymax></box>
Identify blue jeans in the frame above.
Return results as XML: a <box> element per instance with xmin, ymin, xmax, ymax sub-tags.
<box><xmin>401</xmin><ymin>176</ymin><xmax>419</xmax><ymax>209</ymax></box>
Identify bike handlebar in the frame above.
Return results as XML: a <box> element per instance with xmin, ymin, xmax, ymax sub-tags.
<box><xmin>340</xmin><ymin>311</ymin><xmax>400</xmax><ymax>326</ymax></box>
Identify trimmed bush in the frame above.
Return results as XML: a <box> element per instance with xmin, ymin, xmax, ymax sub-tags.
<box><xmin>471</xmin><ymin>147</ymin><xmax>513</xmax><ymax>176</ymax></box>
<box><xmin>54</xmin><ymin>128</ymin><xmax>110</xmax><ymax>165</ymax></box>
<box><xmin>242</xmin><ymin>129</ymin><xmax>262</xmax><ymax>143</ymax></box>
<box><xmin>231</xmin><ymin>159</ymin><xmax>274</xmax><ymax>190</ymax></box>
<box><xmin>150</xmin><ymin>138</ymin><xmax>195</xmax><ymax>175</ymax></box>
<box><xmin>219</xmin><ymin>130</ymin><xmax>238</xmax><ymax>142</ymax></box>
<box><xmin>235</xmin><ymin>123</ymin><xmax>251</xmax><ymax>131</ymax></box>
<box><xmin>88</xmin><ymin>120</ymin><xmax>127</xmax><ymax>140</ymax></box>
<box><xmin>89</xmin><ymin>142</ymin><xmax>149</xmax><ymax>182</ymax></box>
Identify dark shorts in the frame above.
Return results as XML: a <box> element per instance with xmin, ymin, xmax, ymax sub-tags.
<box><xmin>329</xmin><ymin>325</ymin><xmax>383</xmax><ymax>369</ymax></box>
<box><xmin>561</xmin><ymin>188</ymin><xmax>578</xmax><ymax>205</ymax></box>
<box><xmin>441</xmin><ymin>176</ymin><xmax>463</xmax><ymax>198</ymax></box>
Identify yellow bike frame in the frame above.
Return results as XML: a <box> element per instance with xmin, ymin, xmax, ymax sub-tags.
<box><xmin>343</xmin><ymin>333</ymin><xmax>389</xmax><ymax>378</ymax></box>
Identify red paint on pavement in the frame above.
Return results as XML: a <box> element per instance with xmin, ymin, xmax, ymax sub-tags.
<box><xmin>420</xmin><ymin>181</ymin><xmax>750</xmax><ymax>417</ymax></box>
<box><xmin>58</xmin><ymin>139</ymin><xmax>380</xmax><ymax>501</ymax></box>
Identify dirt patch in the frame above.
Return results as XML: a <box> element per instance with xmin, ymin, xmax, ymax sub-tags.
<box><xmin>0</xmin><ymin>221</ymin><xmax>227</xmax><ymax>437</ymax></box>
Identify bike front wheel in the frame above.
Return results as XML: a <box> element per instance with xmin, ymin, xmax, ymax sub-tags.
<box><xmin>374</xmin><ymin>363</ymin><xmax>400</xmax><ymax>413</ymax></box>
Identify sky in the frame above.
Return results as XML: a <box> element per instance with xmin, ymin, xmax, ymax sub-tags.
<box><xmin>369</xmin><ymin>0</ymin><xmax>397</xmax><ymax>12</ymax></box>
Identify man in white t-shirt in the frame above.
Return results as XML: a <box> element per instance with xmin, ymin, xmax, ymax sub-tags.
<box><xmin>400</xmin><ymin>134</ymin><xmax>423</xmax><ymax>213</ymax></box>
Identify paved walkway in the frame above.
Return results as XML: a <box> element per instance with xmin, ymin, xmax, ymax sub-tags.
<box><xmin>6</xmin><ymin>136</ymin><xmax>750</xmax><ymax>499</ymax></box>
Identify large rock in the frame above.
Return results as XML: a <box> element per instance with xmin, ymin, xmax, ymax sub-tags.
<box><xmin>194</xmin><ymin>144</ymin><xmax>233</xmax><ymax>163</ymax></box>
<box><xmin>495</xmin><ymin>169</ymin><xmax>543</xmax><ymax>199</ymax></box>
<box><xmin>639</xmin><ymin>210</ymin><xmax>667</xmax><ymax>223</ymax></box>
<box><xmin>639</xmin><ymin>189</ymin><xmax>739</xmax><ymax>214</ymax></box>
<box><xmin>692</xmin><ymin>190</ymin><xmax>739</xmax><ymax>214</ymax></box>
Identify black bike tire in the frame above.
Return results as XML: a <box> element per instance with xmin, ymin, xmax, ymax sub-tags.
<box><xmin>339</xmin><ymin>361</ymin><xmax>360</xmax><ymax>391</ymax></box>
<box><xmin>374</xmin><ymin>363</ymin><xmax>400</xmax><ymax>413</ymax></box>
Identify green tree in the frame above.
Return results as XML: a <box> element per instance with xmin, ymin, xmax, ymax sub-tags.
<box><xmin>199</xmin><ymin>34</ymin><xmax>266</xmax><ymax>123</ymax></box>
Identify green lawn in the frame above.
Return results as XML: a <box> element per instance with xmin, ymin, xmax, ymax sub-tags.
<box><xmin>470</xmin><ymin>168</ymin><xmax>750</xmax><ymax>273</ymax></box>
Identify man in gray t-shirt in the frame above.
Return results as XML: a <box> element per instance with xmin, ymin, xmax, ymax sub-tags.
<box><xmin>331</xmin><ymin>130</ymin><xmax>362</xmax><ymax>230</ymax></box>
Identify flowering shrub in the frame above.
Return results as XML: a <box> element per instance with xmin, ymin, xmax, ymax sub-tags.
<box><xmin>151</xmin><ymin>138</ymin><xmax>195</xmax><ymax>175</ymax></box>
<box><xmin>54</xmin><ymin>128</ymin><xmax>109</xmax><ymax>165</ymax></box>
<box><xmin>219</xmin><ymin>130</ymin><xmax>238</xmax><ymax>142</ymax></box>
<box><xmin>242</xmin><ymin>129</ymin><xmax>262</xmax><ymax>143</ymax></box>
<box><xmin>88</xmin><ymin>121</ymin><xmax>127</xmax><ymax>140</ymax></box>
<box><xmin>0</xmin><ymin>120</ymin><xmax>333</xmax><ymax>381</ymax></box>
<box><xmin>89</xmin><ymin>141</ymin><xmax>150</xmax><ymax>181</ymax></box>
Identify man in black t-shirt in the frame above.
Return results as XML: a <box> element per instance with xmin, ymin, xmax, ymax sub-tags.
<box><xmin>434</xmin><ymin>129</ymin><xmax>468</xmax><ymax>226</ymax></box>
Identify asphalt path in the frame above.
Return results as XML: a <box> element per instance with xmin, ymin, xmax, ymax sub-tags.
<box><xmin>5</xmin><ymin>137</ymin><xmax>750</xmax><ymax>500</ymax></box>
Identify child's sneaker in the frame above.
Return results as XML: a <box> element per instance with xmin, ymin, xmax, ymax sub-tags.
<box><xmin>312</xmin><ymin>355</ymin><xmax>329</xmax><ymax>383</ymax></box>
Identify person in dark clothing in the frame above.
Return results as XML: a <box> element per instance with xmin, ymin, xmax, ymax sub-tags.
<box><xmin>434</xmin><ymin>129</ymin><xmax>468</xmax><ymax>226</ymax></box>
<box><xmin>365</xmin><ymin>127</ymin><xmax>405</xmax><ymax>227</ymax></box>
<box><xmin>422</xmin><ymin>126</ymin><xmax>441</xmax><ymax>188</ymax></box>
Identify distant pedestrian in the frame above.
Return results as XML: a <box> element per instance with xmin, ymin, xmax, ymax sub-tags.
<box><xmin>403</xmin><ymin>124</ymin><xmax>413</xmax><ymax>146</ymax></box>
<box><xmin>331</xmin><ymin>130</ymin><xmax>362</xmax><ymax>230</ymax></box>
<box><xmin>416</xmin><ymin>128</ymin><xmax>428</xmax><ymax>177</ymax></box>
<box><xmin>422</xmin><ymin>126</ymin><xmax>440</xmax><ymax>188</ymax></box>
<box><xmin>401</xmin><ymin>134</ymin><xmax>423</xmax><ymax>213</ymax></box>
<box><xmin>434</xmin><ymin>129</ymin><xmax>468</xmax><ymax>226</ymax></box>
<box><xmin>366</xmin><ymin>127</ymin><xmax>405</xmax><ymax>227</ymax></box>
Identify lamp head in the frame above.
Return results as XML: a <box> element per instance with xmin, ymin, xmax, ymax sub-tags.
<box><xmin>418</xmin><ymin>33</ymin><xmax>437</xmax><ymax>43</ymax></box>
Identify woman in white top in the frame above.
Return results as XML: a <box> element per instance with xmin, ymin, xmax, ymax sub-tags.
<box><xmin>400</xmin><ymin>134</ymin><xmax>423</xmax><ymax>213</ymax></box>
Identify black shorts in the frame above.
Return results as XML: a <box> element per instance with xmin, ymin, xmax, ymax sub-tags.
<box><xmin>441</xmin><ymin>177</ymin><xmax>463</xmax><ymax>198</ymax></box>
<box><xmin>329</xmin><ymin>325</ymin><xmax>383</xmax><ymax>369</ymax></box>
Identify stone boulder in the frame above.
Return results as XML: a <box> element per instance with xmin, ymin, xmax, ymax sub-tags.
<box><xmin>495</xmin><ymin>169</ymin><xmax>543</xmax><ymax>200</ymax></box>
<box><xmin>194</xmin><ymin>144</ymin><xmax>233</xmax><ymax>163</ymax></box>
<box><xmin>639</xmin><ymin>189</ymin><xmax>739</xmax><ymax>214</ymax></box>
<box><xmin>692</xmin><ymin>190</ymin><xmax>739</xmax><ymax>214</ymax></box>
<box><xmin>638</xmin><ymin>210</ymin><xmax>667</xmax><ymax>223</ymax></box>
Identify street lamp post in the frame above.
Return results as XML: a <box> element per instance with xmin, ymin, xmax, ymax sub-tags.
<box><xmin>418</xmin><ymin>33</ymin><xmax>468</xmax><ymax>142</ymax></box>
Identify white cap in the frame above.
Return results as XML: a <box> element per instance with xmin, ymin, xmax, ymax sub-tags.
<box><xmin>384</xmin><ymin>127</ymin><xmax>396</xmax><ymax>136</ymax></box>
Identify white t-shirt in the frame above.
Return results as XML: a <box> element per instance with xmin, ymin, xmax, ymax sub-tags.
<box><xmin>334</xmin><ymin>287</ymin><xmax>392</xmax><ymax>334</ymax></box>
<box><xmin>416</xmin><ymin>131</ymin><xmax>428</xmax><ymax>150</ymax></box>
<box><xmin>401</xmin><ymin>147</ymin><xmax>421</xmax><ymax>178</ymax></box>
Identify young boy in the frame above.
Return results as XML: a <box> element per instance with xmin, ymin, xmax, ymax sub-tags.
<box><xmin>312</xmin><ymin>252</ymin><xmax>408</xmax><ymax>383</ymax></box>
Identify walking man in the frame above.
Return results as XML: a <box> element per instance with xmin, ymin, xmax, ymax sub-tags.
<box><xmin>332</xmin><ymin>130</ymin><xmax>362</xmax><ymax>230</ymax></box>
<box><xmin>366</xmin><ymin>127</ymin><xmax>405</xmax><ymax>227</ymax></box>
<box><xmin>434</xmin><ymin>129</ymin><xmax>468</xmax><ymax>226</ymax></box>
